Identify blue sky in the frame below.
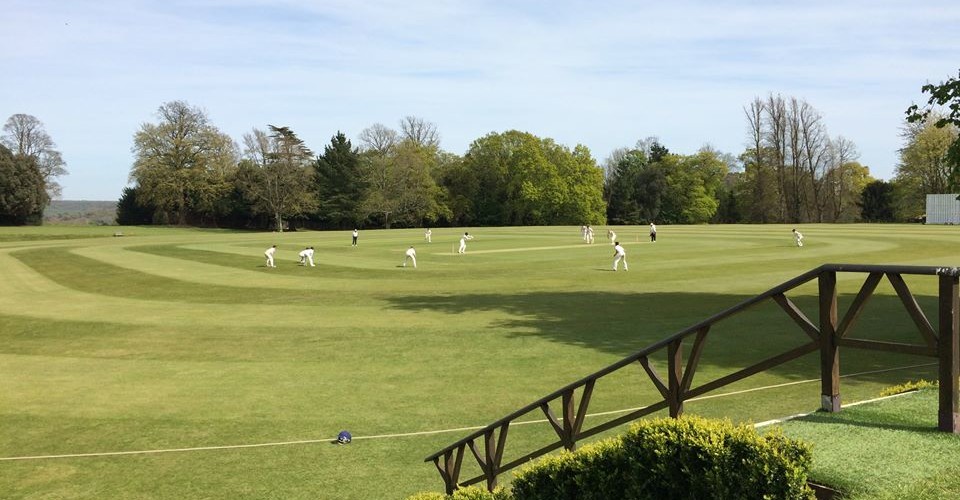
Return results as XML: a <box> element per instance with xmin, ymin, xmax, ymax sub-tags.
<box><xmin>2</xmin><ymin>0</ymin><xmax>958</xmax><ymax>200</ymax></box>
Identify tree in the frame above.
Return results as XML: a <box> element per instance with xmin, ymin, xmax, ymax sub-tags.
<box><xmin>0</xmin><ymin>144</ymin><xmax>49</xmax><ymax>225</ymax></box>
<box><xmin>130</xmin><ymin>101</ymin><xmax>238</xmax><ymax>225</ymax></box>
<box><xmin>859</xmin><ymin>180</ymin><xmax>896</xmax><ymax>222</ymax></box>
<box><xmin>315</xmin><ymin>132</ymin><xmax>364</xmax><ymax>229</ymax></box>
<box><xmin>907</xmin><ymin>69</ymin><xmax>960</xmax><ymax>189</ymax></box>
<box><xmin>457</xmin><ymin>131</ymin><xmax>605</xmax><ymax>226</ymax></box>
<box><xmin>432</xmin><ymin>151</ymin><xmax>469</xmax><ymax>226</ymax></box>
<box><xmin>742</xmin><ymin>98</ymin><xmax>778</xmax><ymax>222</ymax></box>
<box><xmin>399</xmin><ymin>116</ymin><xmax>440</xmax><ymax>149</ymax></box>
<box><xmin>893</xmin><ymin>114</ymin><xmax>957</xmax><ymax>218</ymax></box>
<box><xmin>237</xmin><ymin>125</ymin><xmax>317</xmax><ymax>232</ymax></box>
<box><xmin>657</xmin><ymin>153</ymin><xmax>722</xmax><ymax>224</ymax></box>
<box><xmin>548</xmin><ymin>143</ymin><xmax>607</xmax><ymax>225</ymax></box>
<box><xmin>1</xmin><ymin>114</ymin><xmax>68</xmax><ymax>199</ymax></box>
<box><xmin>115</xmin><ymin>187</ymin><xmax>154</xmax><ymax>225</ymax></box>
<box><xmin>359</xmin><ymin>139</ymin><xmax>447</xmax><ymax>228</ymax></box>
<box><xmin>605</xmin><ymin>149</ymin><xmax>647</xmax><ymax>224</ymax></box>
<box><xmin>740</xmin><ymin>94</ymin><xmax>863</xmax><ymax>223</ymax></box>
<box><xmin>358</xmin><ymin>123</ymin><xmax>399</xmax><ymax>156</ymax></box>
<box><xmin>823</xmin><ymin>137</ymin><xmax>867</xmax><ymax>222</ymax></box>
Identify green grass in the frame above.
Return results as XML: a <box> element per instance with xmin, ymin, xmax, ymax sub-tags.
<box><xmin>0</xmin><ymin>224</ymin><xmax>956</xmax><ymax>499</ymax></box>
<box><xmin>779</xmin><ymin>388</ymin><xmax>960</xmax><ymax>499</ymax></box>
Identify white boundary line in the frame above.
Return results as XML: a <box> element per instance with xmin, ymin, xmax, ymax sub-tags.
<box><xmin>0</xmin><ymin>362</ymin><xmax>935</xmax><ymax>462</ymax></box>
<box><xmin>752</xmin><ymin>391</ymin><xmax>918</xmax><ymax>428</ymax></box>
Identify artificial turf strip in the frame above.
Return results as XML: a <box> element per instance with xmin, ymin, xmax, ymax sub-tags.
<box><xmin>779</xmin><ymin>388</ymin><xmax>960</xmax><ymax>500</ymax></box>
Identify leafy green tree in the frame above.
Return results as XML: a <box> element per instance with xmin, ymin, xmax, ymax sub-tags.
<box><xmin>433</xmin><ymin>151</ymin><xmax>470</xmax><ymax>226</ymax></box>
<box><xmin>737</xmin><ymin>148</ymin><xmax>779</xmax><ymax>223</ymax></box>
<box><xmin>360</xmin><ymin>140</ymin><xmax>448</xmax><ymax>228</ymax></box>
<box><xmin>907</xmin><ymin>70</ymin><xmax>960</xmax><ymax>188</ymax></box>
<box><xmin>859</xmin><ymin>180</ymin><xmax>896</xmax><ymax>222</ymax></box>
<box><xmin>237</xmin><ymin>125</ymin><xmax>317</xmax><ymax>232</ymax></box>
<box><xmin>826</xmin><ymin>160</ymin><xmax>872</xmax><ymax>222</ymax></box>
<box><xmin>0</xmin><ymin>144</ymin><xmax>48</xmax><ymax>225</ymax></box>
<box><xmin>115</xmin><ymin>187</ymin><xmax>154</xmax><ymax>225</ymax></box>
<box><xmin>714</xmin><ymin>184</ymin><xmax>742</xmax><ymax>223</ymax></box>
<box><xmin>649</xmin><ymin>141</ymin><xmax>670</xmax><ymax>163</ymax></box>
<box><xmin>315</xmin><ymin>132</ymin><xmax>364</xmax><ymax>229</ymax></box>
<box><xmin>605</xmin><ymin>149</ymin><xmax>646</xmax><ymax>224</ymax></box>
<box><xmin>556</xmin><ymin>144</ymin><xmax>607</xmax><ymax>224</ymax></box>
<box><xmin>1</xmin><ymin>114</ymin><xmax>68</xmax><ymax>199</ymax></box>
<box><xmin>459</xmin><ymin>131</ymin><xmax>605</xmax><ymax>226</ymax></box>
<box><xmin>635</xmin><ymin>164</ymin><xmax>667</xmax><ymax>222</ymax></box>
<box><xmin>129</xmin><ymin>101</ymin><xmax>238</xmax><ymax>225</ymax></box>
<box><xmin>893</xmin><ymin>114</ymin><xmax>958</xmax><ymax>218</ymax></box>
<box><xmin>655</xmin><ymin>149</ymin><xmax>726</xmax><ymax>224</ymax></box>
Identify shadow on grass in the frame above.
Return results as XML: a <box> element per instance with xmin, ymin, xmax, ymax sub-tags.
<box><xmin>385</xmin><ymin>291</ymin><xmax>940</xmax><ymax>385</ymax></box>
<box><xmin>791</xmin><ymin>410</ymin><xmax>939</xmax><ymax>433</ymax></box>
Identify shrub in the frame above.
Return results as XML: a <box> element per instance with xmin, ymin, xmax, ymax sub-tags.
<box><xmin>406</xmin><ymin>492</ymin><xmax>447</xmax><ymax>500</ymax></box>
<box><xmin>406</xmin><ymin>486</ymin><xmax>510</xmax><ymax>500</ymax></box>
<box><xmin>879</xmin><ymin>379</ymin><xmax>938</xmax><ymax>397</ymax></box>
<box><xmin>511</xmin><ymin>415</ymin><xmax>814</xmax><ymax>500</ymax></box>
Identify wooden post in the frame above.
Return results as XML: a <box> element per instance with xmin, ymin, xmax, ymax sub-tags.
<box><xmin>819</xmin><ymin>271</ymin><xmax>840</xmax><ymax>412</ymax></box>
<box><xmin>668</xmin><ymin>339</ymin><xmax>684</xmax><ymax>417</ymax></box>
<box><xmin>484</xmin><ymin>430</ymin><xmax>497</xmax><ymax>491</ymax></box>
<box><xmin>562</xmin><ymin>390</ymin><xmax>575</xmax><ymax>450</ymax></box>
<box><xmin>939</xmin><ymin>274</ymin><xmax>959</xmax><ymax>432</ymax></box>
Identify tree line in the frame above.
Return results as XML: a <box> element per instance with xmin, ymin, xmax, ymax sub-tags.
<box><xmin>118</xmin><ymin>101</ymin><xmax>610</xmax><ymax>230</ymax></box>
<box><xmin>3</xmin><ymin>71</ymin><xmax>959</xmax><ymax>227</ymax></box>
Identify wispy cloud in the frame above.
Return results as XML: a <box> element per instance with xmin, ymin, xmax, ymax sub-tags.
<box><xmin>1</xmin><ymin>0</ymin><xmax>957</xmax><ymax>199</ymax></box>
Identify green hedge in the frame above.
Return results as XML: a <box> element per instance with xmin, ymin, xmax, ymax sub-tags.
<box><xmin>510</xmin><ymin>415</ymin><xmax>814</xmax><ymax>500</ymax></box>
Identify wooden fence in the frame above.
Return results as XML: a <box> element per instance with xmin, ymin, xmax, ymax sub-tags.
<box><xmin>424</xmin><ymin>264</ymin><xmax>960</xmax><ymax>494</ymax></box>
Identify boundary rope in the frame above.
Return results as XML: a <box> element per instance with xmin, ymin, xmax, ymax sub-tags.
<box><xmin>0</xmin><ymin>362</ymin><xmax>936</xmax><ymax>461</ymax></box>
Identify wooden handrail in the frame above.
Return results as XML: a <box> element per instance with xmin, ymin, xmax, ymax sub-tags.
<box><xmin>424</xmin><ymin>264</ymin><xmax>960</xmax><ymax>493</ymax></box>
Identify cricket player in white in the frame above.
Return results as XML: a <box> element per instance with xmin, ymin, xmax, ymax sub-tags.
<box><xmin>793</xmin><ymin>229</ymin><xmax>803</xmax><ymax>247</ymax></box>
<box><xmin>425</xmin><ymin>228</ymin><xmax>432</xmax><ymax>243</ymax></box>
<box><xmin>403</xmin><ymin>246</ymin><xmax>417</xmax><ymax>268</ymax></box>
<box><xmin>612</xmin><ymin>242</ymin><xmax>628</xmax><ymax>271</ymax></box>
<box><xmin>581</xmin><ymin>225</ymin><xmax>588</xmax><ymax>241</ymax></box>
<box><xmin>264</xmin><ymin>245</ymin><xmax>277</xmax><ymax>268</ymax></box>
<box><xmin>607</xmin><ymin>229</ymin><xmax>616</xmax><ymax>245</ymax></box>
<box><xmin>586</xmin><ymin>225</ymin><xmax>595</xmax><ymax>244</ymax></box>
<box><xmin>459</xmin><ymin>232</ymin><xmax>473</xmax><ymax>254</ymax></box>
<box><xmin>298</xmin><ymin>246</ymin><xmax>315</xmax><ymax>266</ymax></box>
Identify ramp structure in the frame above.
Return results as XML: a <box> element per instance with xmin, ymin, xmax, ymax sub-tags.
<box><xmin>424</xmin><ymin>264</ymin><xmax>960</xmax><ymax>494</ymax></box>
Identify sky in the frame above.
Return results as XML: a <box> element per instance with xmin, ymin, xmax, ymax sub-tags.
<box><xmin>1</xmin><ymin>1</ymin><xmax>958</xmax><ymax>201</ymax></box>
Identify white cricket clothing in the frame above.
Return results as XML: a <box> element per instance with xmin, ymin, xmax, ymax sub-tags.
<box><xmin>608</xmin><ymin>230</ymin><xmax>616</xmax><ymax>244</ymax></box>
<box><xmin>299</xmin><ymin>248</ymin><xmax>315</xmax><ymax>266</ymax></box>
<box><xmin>264</xmin><ymin>247</ymin><xmax>277</xmax><ymax>267</ymax></box>
<box><xmin>425</xmin><ymin>229</ymin><xmax>432</xmax><ymax>243</ymax></box>
<box><xmin>613</xmin><ymin>244</ymin><xmax>628</xmax><ymax>271</ymax></box>
<box><xmin>794</xmin><ymin>231</ymin><xmax>804</xmax><ymax>247</ymax></box>
<box><xmin>403</xmin><ymin>247</ymin><xmax>417</xmax><ymax>268</ymax></box>
<box><xmin>459</xmin><ymin>233</ymin><xmax>473</xmax><ymax>253</ymax></box>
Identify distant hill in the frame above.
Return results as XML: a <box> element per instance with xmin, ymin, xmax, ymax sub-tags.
<box><xmin>44</xmin><ymin>200</ymin><xmax>117</xmax><ymax>226</ymax></box>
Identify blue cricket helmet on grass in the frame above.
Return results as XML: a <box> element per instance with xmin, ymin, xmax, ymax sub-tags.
<box><xmin>337</xmin><ymin>430</ymin><xmax>352</xmax><ymax>444</ymax></box>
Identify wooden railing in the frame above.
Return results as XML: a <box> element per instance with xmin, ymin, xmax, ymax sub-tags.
<box><xmin>424</xmin><ymin>264</ymin><xmax>960</xmax><ymax>494</ymax></box>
